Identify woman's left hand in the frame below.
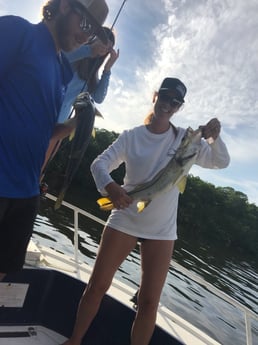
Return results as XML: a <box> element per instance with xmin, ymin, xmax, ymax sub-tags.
<box><xmin>200</xmin><ymin>118</ymin><xmax>221</xmax><ymax>142</ymax></box>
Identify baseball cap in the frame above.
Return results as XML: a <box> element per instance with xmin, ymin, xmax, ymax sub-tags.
<box><xmin>159</xmin><ymin>78</ymin><xmax>187</xmax><ymax>102</ymax></box>
<box><xmin>76</xmin><ymin>0</ymin><xmax>109</xmax><ymax>43</ymax></box>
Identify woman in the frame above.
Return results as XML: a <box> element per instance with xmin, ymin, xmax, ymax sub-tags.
<box><xmin>62</xmin><ymin>77</ymin><xmax>230</xmax><ymax>345</ymax></box>
<box><xmin>58</xmin><ymin>26</ymin><xmax>118</xmax><ymax>123</ymax></box>
<box><xmin>41</xmin><ymin>27</ymin><xmax>119</xmax><ymax>177</ymax></box>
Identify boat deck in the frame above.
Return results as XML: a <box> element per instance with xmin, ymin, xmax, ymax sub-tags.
<box><xmin>0</xmin><ymin>325</ymin><xmax>66</xmax><ymax>345</ymax></box>
<box><xmin>1</xmin><ymin>194</ymin><xmax>257</xmax><ymax>345</ymax></box>
<box><xmin>0</xmin><ymin>266</ymin><xmax>186</xmax><ymax>345</ymax></box>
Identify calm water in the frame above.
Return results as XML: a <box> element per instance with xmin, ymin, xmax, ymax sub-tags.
<box><xmin>33</xmin><ymin>195</ymin><xmax>258</xmax><ymax>345</ymax></box>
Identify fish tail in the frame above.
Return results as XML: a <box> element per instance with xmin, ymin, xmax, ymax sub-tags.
<box><xmin>97</xmin><ymin>197</ymin><xmax>114</xmax><ymax>211</ymax></box>
<box><xmin>69</xmin><ymin>128</ymin><xmax>76</xmax><ymax>141</ymax></box>
<box><xmin>54</xmin><ymin>190</ymin><xmax>66</xmax><ymax>210</ymax></box>
<box><xmin>176</xmin><ymin>175</ymin><xmax>188</xmax><ymax>193</ymax></box>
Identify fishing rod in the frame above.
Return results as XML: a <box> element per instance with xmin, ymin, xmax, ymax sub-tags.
<box><xmin>111</xmin><ymin>0</ymin><xmax>127</xmax><ymax>30</ymax></box>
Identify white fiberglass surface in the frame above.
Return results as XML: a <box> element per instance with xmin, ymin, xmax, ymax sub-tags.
<box><xmin>0</xmin><ymin>326</ymin><xmax>66</xmax><ymax>345</ymax></box>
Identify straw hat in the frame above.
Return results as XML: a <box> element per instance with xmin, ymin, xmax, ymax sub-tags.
<box><xmin>76</xmin><ymin>0</ymin><xmax>109</xmax><ymax>43</ymax></box>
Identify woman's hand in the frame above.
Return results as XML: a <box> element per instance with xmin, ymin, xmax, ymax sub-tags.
<box><xmin>104</xmin><ymin>48</ymin><xmax>120</xmax><ymax>71</ymax></box>
<box><xmin>91</xmin><ymin>39</ymin><xmax>113</xmax><ymax>57</ymax></box>
<box><xmin>105</xmin><ymin>182</ymin><xmax>133</xmax><ymax>209</ymax></box>
<box><xmin>200</xmin><ymin>118</ymin><xmax>221</xmax><ymax>142</ymax></box>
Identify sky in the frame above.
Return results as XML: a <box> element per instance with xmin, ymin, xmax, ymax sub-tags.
<box><xmin>1</xmin><ymin>0</ymin><xmax>258</xmax><ymax>206</ymax></box>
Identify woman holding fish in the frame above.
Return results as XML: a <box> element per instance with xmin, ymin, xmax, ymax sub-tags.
<box><xmin>62</xmin><ymin>77</ymin><xmax>230</xmax><ymax>345</ymax></box>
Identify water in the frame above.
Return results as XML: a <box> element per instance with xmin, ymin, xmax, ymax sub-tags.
<box><xmin>33</xmin><ymin>195</ymin><xmax>258</xmax><ymax>345</ymax></box>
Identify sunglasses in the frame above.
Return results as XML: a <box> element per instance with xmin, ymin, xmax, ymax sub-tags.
<box><xmin>158</xmin><ymin>91</ymin><xmax>183</xmax><ymax>107</ymax></box>
<box><xmin>70</xmin><ymin>1</ymin><xmax>96</xmax><ymax>36</ymax></box>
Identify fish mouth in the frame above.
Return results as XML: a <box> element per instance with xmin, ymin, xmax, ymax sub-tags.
<box><xmin>74</xmin><ymin>92</ymin><xmax>93</xmax><ymax>109</ymax></box>
<box><xmin>73</xmin><ymin>92</ymin><xmax>104</xmax><ymax>118</ymax></box>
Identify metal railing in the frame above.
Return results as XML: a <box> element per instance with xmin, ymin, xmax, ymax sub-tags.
<box><xmin>46</xmin><ymin>193</ymin><xmax>258</xmax><ymax>345</ymax></box>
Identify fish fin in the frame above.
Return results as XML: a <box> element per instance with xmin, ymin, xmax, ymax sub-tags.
<box><xmin>97</xmin><ymin>197</ymin><xmax>114</xmax><ymax>211</ymax></box>
<box><xmin>54</xmin><ymin>190</ymin><xmax>65</xmax><ymax>210</ymax></box>
<box><xmin>137</xmin><ymin>200</ymin><xmax>151</xmax><ymax>213</ymax></box>
<box><xmin>95</xmin><ymin>108</ymin><xmax>104</xmax><ymax>118</ymax></box>
<box><xmin>92</xmin><ymin>128</ymin><xmax>96</xmax><ymax>138</ymax></box>
<box><xmin>69</xmin><ymin>128</ymin><xmax>76</xmax><ymax>141</ymax></box>
<box><xmin>177</xmin><ymin>175</ymin><xmax>188</xmax><ymax>194</ymax></box>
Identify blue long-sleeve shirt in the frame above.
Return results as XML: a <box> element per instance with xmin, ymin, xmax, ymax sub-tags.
<box><xmin>58</xmin><ymin>44</ymin><xmax>111</xmax><ymax>123</ymax></box>
<box><xmin>0</xmin><ymin>16</ymin><xmax>72</xmax><ymax>198</ymax></box>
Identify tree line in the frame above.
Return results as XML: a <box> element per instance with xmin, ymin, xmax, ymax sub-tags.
<box><xmin>44</xmin><ymin>128</ymin><xmax>258</xmax><ymax>265</ymax></box>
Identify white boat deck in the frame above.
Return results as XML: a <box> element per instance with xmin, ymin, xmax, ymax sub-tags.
<box><xmin>24</xmin><ymin>240</ymin><xmax>221</xmax><ymax>345</ymax></box>
<box><xmin>0</xmin><ymin>325</ymin><xmax>66</xmax><ymax>345</ymax></box>
<box><xmin>1</xmin><ymin>193</ymin><xmax>257</xmax><ymax>345</ymax></box>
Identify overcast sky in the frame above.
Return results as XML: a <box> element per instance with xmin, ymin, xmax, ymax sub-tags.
<box><xmin>1</xmin><ymin>0</ymin><xmax>258</xmax><ymax>205</ymax></box>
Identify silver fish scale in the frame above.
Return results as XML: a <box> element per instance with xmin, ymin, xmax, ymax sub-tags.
<box><xmin>128</xmin><ymin>127</ymin><xmax>202</xmax><ymax>205</ymax></box>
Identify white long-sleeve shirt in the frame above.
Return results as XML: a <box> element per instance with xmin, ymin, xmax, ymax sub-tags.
<box><xmin>91</xmin><ymin>125</ymin><xmax>230</xmax><ymax>240</ymax></box>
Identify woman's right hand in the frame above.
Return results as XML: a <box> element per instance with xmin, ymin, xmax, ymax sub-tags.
<box><xmin>104</xmin><ymin>48</ymin><xmax>119</xmax><ymax>71</ymax></box>
<box><xmin>91</xmin><ymin>39</ymin><xmax>113</xmax><ymax>57</ymax></box>
<box><xmin>105</xmin><ymin>182</ymin><xmax>133</xmax><ymax>209</ymax></box>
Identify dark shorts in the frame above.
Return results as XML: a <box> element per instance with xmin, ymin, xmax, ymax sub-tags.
<box><xmin>0</xmin><ymin>196</ymin><xmax>39</xmax><ymax>273</ymax></box>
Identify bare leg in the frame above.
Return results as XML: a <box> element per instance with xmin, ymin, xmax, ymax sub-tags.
<box><xmin>62</xmin><ymin>227</ymin><xmax>137</xmax><ymax>345</ymax></box>
<box><xmin>131</xmin><ymin>240</ymin><xmax>174</xmax><ymax>345</ymax></box>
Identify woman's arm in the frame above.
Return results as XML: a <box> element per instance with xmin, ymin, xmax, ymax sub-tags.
<box><xmin>90</xmin><ymin>132</ymin><xmax>126</xmax><ymax>195</ymax></box>
<box><xmin>196</xmin><ymin>118</ymin><xmax>230</xmax><ymax>169</ymax></box>
<box><xmin>64</xmin><ymin>44</ymin><xmax>92</xmax><ymax>63</ymax></box>
<box><xmin>91</xmin><ymin>48</ymin><xmax>119</xmax><ymax>103</ymax></box>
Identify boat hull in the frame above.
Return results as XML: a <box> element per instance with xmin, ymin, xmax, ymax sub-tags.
<box><xmin>0</xmin><ymin>268</ymin><xmax>184</xmax><ymax>345</ymax></box>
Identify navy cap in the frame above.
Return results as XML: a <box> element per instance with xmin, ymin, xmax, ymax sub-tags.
<box><xmin>159</xmin><ymin>78</ymin><xmax>187</xmax><ymax>102</ymax></box>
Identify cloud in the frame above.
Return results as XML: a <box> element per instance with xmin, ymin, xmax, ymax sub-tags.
<box><xmin>103</xmin><ymin>0</ymin><xmax>258</xmax><ymax>134</ymax></box>
<box><xmin>0</xmin><ymin>1</ymin><xmax>7</xmax><ymax>15</ymax></box>
<box><xmin>223</xmin><ymin>129</ymin><xmax>258</xmax><ymax>162</ymax></box>
<box><xmin>124</xmin><ymin>0</ymin><xmax>258</xmax><ymax>131</ymax></box>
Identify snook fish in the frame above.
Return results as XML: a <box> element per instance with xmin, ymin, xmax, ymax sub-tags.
<box><xmin>55</xmin><ymin>92</ymin><xmax>102</xmax><ymax>210</ymax></box>
<box><xmin>97</xmin><ymin>127</ymin><xmax>203</xmax><ymax>213</ymax></box>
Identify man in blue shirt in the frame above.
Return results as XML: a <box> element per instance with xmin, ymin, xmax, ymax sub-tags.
<box><xmin>0</xmin><ymin>0</ymin><xmax>109</xmax><ymax>281</ymax></box>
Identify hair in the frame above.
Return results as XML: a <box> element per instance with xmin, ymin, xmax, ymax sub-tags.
<box><xmin>42</xmin><ymin>0</ymin><xmax>61</xmax><ymax>21</ymax></box>
<box><xmin>144</xmin><ymin>112</ymin><xmax>154</xmax><ymax>125</ymax></box>
<box><xmin>75</xmin><ymin>27</ymin><xmax>115</xmax><ymax>93</ymax></box>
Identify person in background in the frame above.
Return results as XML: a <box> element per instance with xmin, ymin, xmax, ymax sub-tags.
<box><xmin>41</xmin><ymin>26</ymin><xmax>119</xmax><ymax>174</ymax></box>
<box><xmin>62</xmin><ymin>77</ymin><xmax>230</xmax><ymax>345</ymax></box>
<box><xmin>59</xmin><ymin>26</ymin><xmax>118</xmax><ymax>123</ymax></box>
<box><xmin>0</xmin><ymin>0</ymin><xmax>109</xmax><ymax>282</ymax></box>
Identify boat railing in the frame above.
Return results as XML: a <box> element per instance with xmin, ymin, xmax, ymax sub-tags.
<box><xmin>45</xmin><ymin>193</ymin><xmax>258</xmax><ymax>345</ymax></box>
